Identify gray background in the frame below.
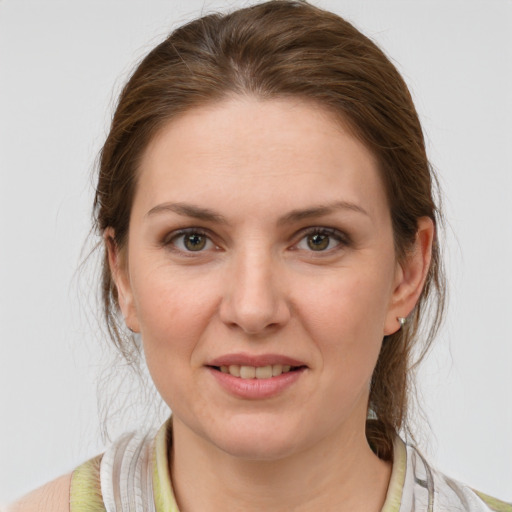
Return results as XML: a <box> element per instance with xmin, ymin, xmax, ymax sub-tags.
<box><xmin>1</xmin><ymin>0</ymin><xmax>511</xmax><ymax>504</ymax></box>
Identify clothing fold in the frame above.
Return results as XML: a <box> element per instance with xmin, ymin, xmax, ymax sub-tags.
<box><xmin>70</xmin><ymin>417</ymin><xmax>511</xmax><ymax>512</ymax></box>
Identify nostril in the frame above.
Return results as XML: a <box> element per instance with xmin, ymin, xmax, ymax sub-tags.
<box><xmin>218</xmin><ymin>268</ymin><xmax>291</xmax><ymax>334</ymax></box>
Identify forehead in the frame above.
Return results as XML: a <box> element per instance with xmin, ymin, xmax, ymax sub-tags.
<box><xmin>135</xmin><ymin>97</ymin><xmax>388</xmax><ymax>221</ymax></box>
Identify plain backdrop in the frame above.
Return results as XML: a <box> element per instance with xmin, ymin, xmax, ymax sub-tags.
<box><xmin>1</xmin><ymin>0</ymin><xmax>511</xmax><ymax>504</ymax></box>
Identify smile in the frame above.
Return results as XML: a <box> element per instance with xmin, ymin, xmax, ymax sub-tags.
<box><xmin>206</xmin><ymin>354</ymin><xmax>308</xmax><ymax>399</ymax></box>
<box><xmin>208</xmin><ymin>365</ymin><xmax>306</xmax><ymax>400</ymax></box>
<box><xmin>215</xmin><ymin>364</ymin><xmax>298</xmax><ymax>379</ymax></box>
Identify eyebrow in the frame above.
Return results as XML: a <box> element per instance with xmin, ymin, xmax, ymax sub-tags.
<box><xmin>276</xmin><ymin>201</ymin><xmax>369</xmax><ymax>225</ymax></box>
<box><xmin>145</xmin><ymin>200</ymin><xmax>369</xmax><ymax>224</ymax></box>
<box><xmin>145</xmin><ymin>202</ymin><xmax>229</xmax><ymax>224</ymax></box>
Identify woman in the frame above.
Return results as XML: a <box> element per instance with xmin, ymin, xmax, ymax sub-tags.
<box><xmin>7</xmin><ymin>1</ymin><xmax>511</xmax><ymax>510</ymax></box>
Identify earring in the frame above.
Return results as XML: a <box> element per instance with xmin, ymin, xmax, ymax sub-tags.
<box><xmin>397</xmin><ymin>317</ymin><xmax>407</xmax><ymax>329</ymax></box>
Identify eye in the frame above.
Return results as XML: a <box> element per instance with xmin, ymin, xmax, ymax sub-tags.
<box><xmin>295</xmin><ymin>228</ymin><xmax>347</xmax><ymax>252</ymax></box>
<box><xmin>168</xmin><ymin>229</ymin><xmax>215</xmax><ymax>252</ymax></box>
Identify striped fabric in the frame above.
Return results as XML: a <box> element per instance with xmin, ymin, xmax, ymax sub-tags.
<box><xmin>70</xmin><ymin>418</ymin><xmax>511</xmax><ymax>511</ymax></box>
<box><xmin>99</xmin><ymin>430</ymin><xmax>156</xmax><ymax>512</ymax></box>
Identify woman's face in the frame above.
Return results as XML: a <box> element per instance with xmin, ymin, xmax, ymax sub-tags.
<box><xmin>113</xmin><ymin>97</ymin><xmax>415</xmax><ymax>460</ymax></box>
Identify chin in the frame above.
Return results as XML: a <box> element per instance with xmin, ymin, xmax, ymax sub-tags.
<box><xmin>204</xmin><ymin>413</ymin><xmax>309</xmax><ymax>461</ymax></box>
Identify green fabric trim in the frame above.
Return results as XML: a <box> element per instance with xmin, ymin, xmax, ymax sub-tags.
<box><xmin>381</xmin><ymin>437</ymin><xmax>406</xmax><ymax>512</ymax></box>
<box><xmin>70</xmin><ymin>454</ymin><xmax>106</xmax><ymax>512</ymax></box>
<box><xmin>152</xmin><ymin>421</ymin><xmax>406</xmax><ymax>512</ymax></box>
<box><xmin>72</xmin><ymin>422</ymin><xmax>512</xmax><ymax>512</ymax></box>
<box><xmin>153</xmin><ymin>417</ymin><xmax>180</xmax><ymax>512</ymax></box>
<box><xmin>474</xmin><ymin>490</ymin><xmax>512</xmax><ymax>512</ymax></box>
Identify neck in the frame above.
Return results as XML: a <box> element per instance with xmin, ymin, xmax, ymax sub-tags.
<box><xmin>170</xmin><ymin>417</ymin><xmax>392</xmax><ymax>512</ymax></box>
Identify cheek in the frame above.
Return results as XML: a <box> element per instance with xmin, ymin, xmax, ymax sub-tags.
<box><xmin>132</xmin><ymin>273</ymin><xmax>221</xmax><ymax>414</ymax></box>
<box><xmin>131</xmin><ymin>265</ymin><xmax>220</xmax><ymax>374</ymax></box>
<box><xmin>294</xmin><ymin>268</ymin><xmax>391</xmax><ymax>376</ymax></box>
<box><xmin>298</xmin><ymin>268</ymin><xmax>391</xmax><ymax>334</ymax></box>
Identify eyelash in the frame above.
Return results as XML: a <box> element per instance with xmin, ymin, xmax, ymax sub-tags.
<box><xmin>163</xmin><ymin>226</ymin><xmax>350</xmax><ymax>255</ymax></box>
<box><xmin>295</xmin><ymin>227</ymin><xmax>350</xmax><ymax>253</ymax></box>
<box><xmin>164</xmin><ymin>228</ymin><xmax>215</xmax><ymax>254</ymax></box>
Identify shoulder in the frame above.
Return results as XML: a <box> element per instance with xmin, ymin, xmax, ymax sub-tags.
<box><xmin>6</xmin><ymin>473</ymin><xmax>72</xmax><ymax>512</ymax></box>
<box><xmin>432</xmin><ymin>473</ymin><xmax>512</xmax><ymax>512</ymax></box>
<box><xmin>404</xmin><ymin>442</ymin><xmax>512</xmax><ymax>512</ymax></box>
<box><xmin>472</xmin><ymin>490</ymin><xmax>512</xmax><ymax>512</ymax></box>
<box><xmin>4</xmin><ymin>421</ymin><xmax>170</xmax><ymax>512</ymax></box>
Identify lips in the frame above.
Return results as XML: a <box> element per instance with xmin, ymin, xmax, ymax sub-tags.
<box><xmin>207</xmin><ymin>354</ymin><xmax>307</xmax><ymax>379</ymax></box>
<box><xmin>206</xmin><ymin>353</ymin><xmax>308</xmax><ymax>398</ymax></box>
<box><xmin>208</xmin><ymin>353</ymin><xmax>306</xmax><ymax>368</ymax></box>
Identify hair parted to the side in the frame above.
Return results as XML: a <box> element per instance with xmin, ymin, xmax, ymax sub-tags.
<box><xmin>94</xmin><ymin>0</ymin><xmax>445</xmax><ymax>460</ymax></box>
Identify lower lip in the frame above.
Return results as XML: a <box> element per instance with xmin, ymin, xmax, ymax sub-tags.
<box><xmin>208</xmin><ymin>367</ymin><xmax>306</xmax><ymax>399</ymax></box>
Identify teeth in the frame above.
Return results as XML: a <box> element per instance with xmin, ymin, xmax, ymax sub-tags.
<box><xmin>240</xmin><ymin>366</ymin><xmax>256</xmax><ymax>379</ymax></box>
<box><xmin>219</xmin><ymin>364</ymin><xmax>296</xmax><ymax>379</ymax></box>
<box><xmin>255</xmin><ymin>365</ymin><xmax>273</xmax><ymax>379</ymax></box>
<box><xmin>228</xmin><ymin>365</ymin><xmax>240</xmax><ymax>377</ymax></box>
<box><xmin>272</xmin><ymin>364</ymin><xmax>283</xmax><ymax>376</ymax></box>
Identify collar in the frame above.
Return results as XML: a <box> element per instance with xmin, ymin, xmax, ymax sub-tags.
<box><xmin>152</xmin><ymin>417</ymin><xmax>408</xmax><ymax>512</ymax></box>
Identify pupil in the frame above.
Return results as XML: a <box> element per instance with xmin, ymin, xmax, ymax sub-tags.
<box><xmin>185</xmin><ymin>234</ymin><xmax>206</xmax><ymax>251</ymax></box>
<box><xmin>308</xmin><ymin>234</ymin><xmax>329</xmax><ymax>251</ymax></box>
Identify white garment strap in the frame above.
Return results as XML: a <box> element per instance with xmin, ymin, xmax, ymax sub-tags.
<box><xmin>400</xmin><ymin>443</ymin><xmax>494</xmax><ymax>512</ymax></box>
<box><xmin>400</xmin><ymin>444</ymin><xmax>433</xmax><ymax>512</ymax></box>
<box><xmin>100</xmin><ymin>430</ymin><xmax>157</xmax><ymax>512</ymax></box>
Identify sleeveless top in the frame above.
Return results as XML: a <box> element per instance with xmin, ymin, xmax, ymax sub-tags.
<box><xmin>70</xmin><ymin>418</ymin><xmax>511</xmax><ymax>512</ymax></box>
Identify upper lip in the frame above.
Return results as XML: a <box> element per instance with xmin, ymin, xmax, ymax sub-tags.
<box><xmin>207</xmin><ymin>353</ymin><xmax>307</xmax><ymax>368</ymax></box>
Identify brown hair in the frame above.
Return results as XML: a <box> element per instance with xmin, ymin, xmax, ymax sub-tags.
<box><xmin>94</xmin><ymin>0</ymin><xmax>445</xmax><ymax>459</ymax></box>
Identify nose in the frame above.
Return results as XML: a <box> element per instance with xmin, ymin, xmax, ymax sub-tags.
<box><xmin>219</xmin><ymin>246</ymin><xmax>291</xmax><ymax>335</ymax></box>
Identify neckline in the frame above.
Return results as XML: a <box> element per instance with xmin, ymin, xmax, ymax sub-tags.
<box><xmin>152</xmin><ymin>417</ymin><xmax>407</xmax><ymax>512</ymax></box>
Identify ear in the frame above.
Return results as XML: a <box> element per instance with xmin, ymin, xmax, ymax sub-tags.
<box><xmin>383</xmin><ymin>217</ymin><xmax>434</xmax><ymax>335</ymax></box>
<box><xmin>104</xmin><ymin>228</ymin><xmax>140</xmax><ymax>333</ymax></box>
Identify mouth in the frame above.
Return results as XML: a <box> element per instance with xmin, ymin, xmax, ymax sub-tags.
<box><xmin>206</xmin><ymin>354</ymin><xmax>307</xmax><ymax>399</ymax></box>
<box><xmin>209</xmin><ymin>364</ymin><xmax>306</xmax><ymax>379</ymax></box>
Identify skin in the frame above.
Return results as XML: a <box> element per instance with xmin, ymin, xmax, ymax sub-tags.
<box><xmin>104</xmin><ymin>96</ymin><xmax>433</xmax><ymax>512</ymax></box>
<box><xmin>8</xmin><ymin>96</ymin><xmax>433</xmax><ymax>512</ymax></box>
<box><xmin>6</xmin><ymin>474</ymin><xmax>71</xmax><ymax>512</ymax></box>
